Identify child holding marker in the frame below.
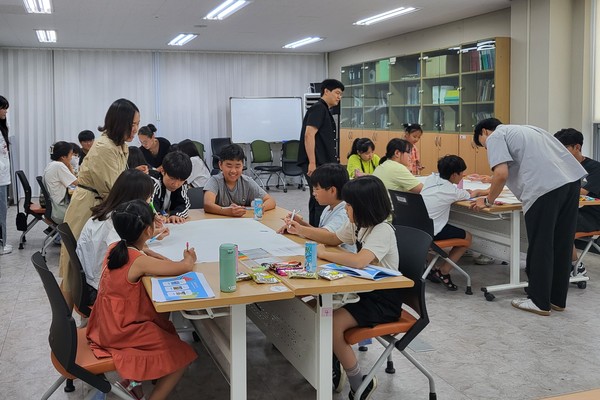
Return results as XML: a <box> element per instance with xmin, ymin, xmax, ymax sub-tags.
<box><xmin>86</xmin><ymin>199</ymin><xmax>197</xmax><ymax>400</ymax></box>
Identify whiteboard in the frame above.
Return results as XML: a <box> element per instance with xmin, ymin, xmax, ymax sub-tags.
<box><xmin>230</xmin><ymin>97</ymin><xmax>303</xmax><ymax>143</ymax></box>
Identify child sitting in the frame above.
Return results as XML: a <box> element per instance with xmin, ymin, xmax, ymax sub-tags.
<box><xmin>86</xmin><ymin>199</ymin><xmax>197</xmax><ymax>400</ymax></box>
<box><xmin>77</xmin><ymin>129</ymin><xmax>95</xmax><ymax>166</ymax></box>
<box><xmin>151</xmin><ymin>150</ymin><xmax>192</xmax><ymax>224</ymax></box>
<box><xmin>421</xmin><ymin>155</ymin><xmax>487</xmax><ymax>290</ymax></box>
<box><xmin>127</xmin><ymin>146</ymin><xmax>150</xmax><ymax>174</ymax></box>
<box><xmin>43</xmin><ymin>141</ymin><xmax>78</xmax><ymax>224</ymax></box>
<box><xmin>373</xmin><ymin>138</ymin><xmax>422</xmax><ymax>193</ymax></box>
<box><xmin>174</xmin><ymin>139</ymin><xmax>211</xmax><ymax>188</ymax></box>
<box><xmin>77</xmin><ymin>169</ymin><xmax>168</xmax><ymax>297</ymax></box>
<box><xmin>204</xmin><ymin>143</ymin><xmax>276</xmax><ymax>217</ymax></box>
<box><xmin>346</xmin><ymin>138</ymin><xmax>380</xmax><ymax>178</ymax></box>
<box><xmin>313</xmin><ymin>175</ymin><xmax>399</xmax><ymax>399</ymax></box>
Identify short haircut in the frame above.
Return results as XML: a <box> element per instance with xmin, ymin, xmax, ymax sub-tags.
<box><xmin>473</xmin><ymin>118</ymin><xmax>502</xmax><ymax>147</ymax></box>
<box><xmin>49</xmin><ymin>141</ymin><xmax>72</xmax><ymax>161</ymax></box>
<box><xmin>70</xmin><ymin>142</ymin><xmax>81</xmax><ymax>156</ymax></box>
<box><xmin>437</xmin><ymin>155</ymin><xmax>467</xmax><ymax>180</ymax></box>
<box><xmin>219</xmin><ymin>143</ymin><xmax>245</xmax><ymax>162</ymax></box>
<box><xmin>174</xmin><ymin>139</ymin><xmax>201</xmax><ymax>158</ymax></box>
<box><xmin>127</xmin><ymin>146</ymin><xmax>148</xmax><ymax>169</ymax></box>
<box><xmin>320</xmin><ymin>79</ymin><xmax>345</xmax><ymax>96</ymax></box>
<box><xmin>98</xmin><ymin>98</ymin><xmax>139</xmax><ymax>146</ymax></box>
<box><xmin>403</xmin><ymin>123</ymin><xmax>423</xmax><ymax>134</ymax></box>
<box><xmin>342</xmin><ymin>175</ymin><xmax>391</xmax><ymax>229</ymax></box>
<box><xmin>310</xmin><ymin>163</ymin><xmax>349</xmax><ymax>200</ymax></box>
<box><xmin>162</xmin><ymin>150</ymin><xmax>192</xmax><ymax>181</ymax></box>
<box><xmin>78</xmin><ymin>130</ymin><xmax>95</xmax><ymax>143</ymax></box>
<box><xmin>138</xmin><ymin>123</ymin><xmax>157</xmax><ymax>138</ymax></box>
<box><xmin>554</xmin><ymin>128</ymin><xmax>583</xmax><ymax>147</ymax></box>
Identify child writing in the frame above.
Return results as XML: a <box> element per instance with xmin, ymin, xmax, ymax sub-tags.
<box><xmin>403</xmin><ymin>123</ymin><xmax>424</xmax><ymax>175</ymax></box>
<box><xmin>151</xmin><ymin>150</ymin><xmax>192</xmax><ymax>224</ymax></box>
<box><xmin>204</xmin><ymin>143</ymin><xmax>276</xmax><ymax>217</ymax></box>
<box><xmin>421</xmin><ymin>155</ymin><xmax>487</xmax><ymax>290</ymax></box>
<box><xmin>43</xmin><ymin>141</ymin><xmax>78</xmax><ymax>224</ymax></box>
<box><xmin>86</xmin><ymin>199</ymin><xmax>197</xmax><ymax>400</ymax></box>
<box><xmin>373</xmin><ymin>138</ymin><xmax>423</xmax><ymax>193</ymax></box>
<box><xmin>346</xmin><ymin>138</ymin><xmax>380</xmax><ymax>179</ymax></box>
<box><xmin>77</xmin><ymin>169</ymin><xmax>168</xmax><ymax>298</ymax></box>
<box><xmin>307</xmin><ymin>175</ymin><xmax>399</xmax><ymax>398</ymax></box>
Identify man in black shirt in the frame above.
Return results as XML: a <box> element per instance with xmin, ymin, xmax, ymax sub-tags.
<box><xmin>554</xmin><ymin>128</ymin><xmax>600</xmax><ymax>276</ymax></box>
<box><xmin>298</xmin><ymin>79</ymin><xmax>344</xmax><ymax>226</ymax></box>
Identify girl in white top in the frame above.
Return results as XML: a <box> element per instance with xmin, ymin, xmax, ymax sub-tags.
<box><xmin>43</xmin><ymin>141</ymin><xmax>78</xmax><ymax>224</ymax></box>
<box><xmin>77</xmin><ymin>169</ymin><xmax>168</xmax><ymax>292</ymax></box>
<box><xmin>307</xmin><ymin>175</ymin><xmax>399</xmax><ymax>398</ymax></box>
<box><xmin>0</xmin><ymin>95</ymin><xmax>10</xmax><ymax>254</ymax></box>
<box><xmin>174</xmin><ymin>139</ymin><xmax>210</xmax><ymax>188</ymax></box>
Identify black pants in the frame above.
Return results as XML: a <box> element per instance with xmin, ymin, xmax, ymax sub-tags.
<box><xmin>304</xmin><ymin>173</ymin><xmax>326</xmax><ymax>227</ymax></box>
<box><xmin>524</xmin><ymin>180</ymin><xmax>580</xmax><ymax>310</ymax></box>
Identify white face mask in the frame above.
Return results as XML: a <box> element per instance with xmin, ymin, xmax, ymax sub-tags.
<box><xmin>70</xmin><ymin>156</ymin><xmax>80</xmax><ymax>169</ymax></box>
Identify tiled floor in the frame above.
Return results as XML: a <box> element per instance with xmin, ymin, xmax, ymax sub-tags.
<box><xmin>1</xmin><ymin>187</ymin><xmax>600</xmax><ymax>399</ymax></box>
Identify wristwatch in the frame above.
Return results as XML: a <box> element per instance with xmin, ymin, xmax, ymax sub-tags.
<box><xmin>484</xmin><ymin>197</ymin><xmax>493</xmax><ymax>207</ymax></box>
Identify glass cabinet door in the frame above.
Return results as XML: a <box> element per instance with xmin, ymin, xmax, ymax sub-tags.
<box><xmin>389</xmin><ymin>54</ymin><xmax>421</xmax><ymax>130</ymax></box>
<box><xmin>421</xmin><ymin>48</ymin><xmax>460</xmax><ymax>132</ymax></box>
<box><xmin>340</xmin><ymin>64</ymin><xmax>364</xmax><ymax>129</ymax></box>
<box><xmin>362</xmin><ymin>60</ymin><xmax>389</xmax><ymax>130</ymax></box>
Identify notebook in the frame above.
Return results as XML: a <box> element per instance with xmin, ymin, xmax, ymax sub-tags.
<box><xmin>321</xmin><ymin>263</ymin><xmax>402</xmax><ymax>280</ymax></box>
<box><xmin>151</xmin><ymin>272</ymin><xmax>215</xmax><ymax>302</ymax></box>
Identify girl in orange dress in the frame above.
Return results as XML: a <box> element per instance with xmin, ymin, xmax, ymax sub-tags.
<box><xmin>403</xmin><ymin>123</ymin><xmax>424</xmax><ymax>175</ymax></box>
<box><xmin>87</xmin><ymin>199</ymin><xmax>197</xmax><ymax>400</ymax></box>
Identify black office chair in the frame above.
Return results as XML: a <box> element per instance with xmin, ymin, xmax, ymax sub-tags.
<box><xmin>250</xmin><ymin>140</ymin><xmax>284</xmax><ymax>191</ymax></box>
<box><xmin>344</xmin><ymin>225</ymin><xmax>437</xmax><ymax>400</ymax></box>
<box><xmin>281</xmin><ymin>140</ymin><xmax>307</xmax><ymax>192</ymax></box>
<box><xmin>36</xmin><ymin>176</ymin><xmax>60</xmax><ymax>259</ymax></box>
<box><xmin>14</xmin><ymin>170</ymin><xmax>46</xmax><ymax>249</ymax></box>
<box><xmin>389</xmin><ymin>189</ymin><xmax>472</xmax><ymax>295</ymax></box>
<box><xmin>188</xmin><ymin>187</ymin><xmax>204</xmax><ymax>209</ymax></box>
<box><xmin>210</xmin><ymin>137</ymin><xmax>232</xmax><ymax>174</ymax></box>
<box><xmin>31</xmin><ymin>252</ymin><xmax>132</xmax><ymax>400</ymax></box>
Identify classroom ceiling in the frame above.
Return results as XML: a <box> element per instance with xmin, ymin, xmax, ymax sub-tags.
<box><xmin>0</xmin><ymin>0</ymin><xmax>511</xmax><ymax>53</ymax></box>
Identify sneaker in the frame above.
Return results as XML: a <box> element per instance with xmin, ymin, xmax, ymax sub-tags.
<box><xmin>349</xmin><ymin>376</ymin><xmax>377</xmax><ymax>400</ymax></box>
<box><xmin>463</xmin><ymin>249</ymin><xmax>474</xmax><ymax>257</ymax></box>
<box><xmin>511</xmin><ymin>298</ymin><xmax>550</xmax><ymax>316</ymax></box>
<box><xmin>550</xmin><ymin>304</ymin><xmax>565</xmax><ymax>312</ymax></box>
<box><xmin>0</xmin><ymin>244</ymin><xmax>13</xmax><ymax>255</ymax></box>
<box><xmin>332</xmin><ymin>356</ymin><xmax>346</xmax><ymax>393</ymax></box>
<box><xmin>115</xmin><ymin>380</ymin><xmax>145</xmax><ymax>400</ymax></box>
<box><xmin>474</xmin><ymin>254</ymin><xmax>495</xmax><ymax>265</ymax></box>
<box><xmin>570</xmin><ymin>262</ymin><xmax>587</xmax><ymax>278</ymax></box>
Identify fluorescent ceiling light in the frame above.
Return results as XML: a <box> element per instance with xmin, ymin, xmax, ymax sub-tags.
<box><xmin>204</xmin><ymin>0</ymin><xmax>250</xmax><ymax>20</ymax></box>
<box><xmin>35</xmin><ymin>30</ymin><xmax>56</xmax><ymax>43</ymax></box>
<box><xmin>168</xmin><ymin>33</ymin><xmax>198</xmax><ymax>46</ymax></box>
<box><xmin>354</xmin><ymin>7</ymin><xmax>419</xmax><ymax>26</ymax></box>
<box><xmin>283</xmin><ymin>37</ymin><xmax>323</xmax><ymax>49</ymax></box>
<box><xmin>23</xmin><ymin>0</ymin><xmax>52</xmax><ymax>14</ymax></box>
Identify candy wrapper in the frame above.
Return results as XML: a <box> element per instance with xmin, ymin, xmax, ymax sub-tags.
<box><xmin>318</xmin><ymin>269</ymin><xmax>346</xmax><ymax>281</ymax></box>
<box><xmin>288</xmin><ymin>270</ymin><xmax>319</xmax><ymax>279</ymax></box>
<box><xmin>267</xmin><ymin>261</ymin><xmax>303</xmax><ymax>276</ymax></box>
<box><xmin>252</xmin><ymin>271</ymin><xmax>280</xmax><ymax>284</ymax></box>
<box><xmin>236</xmin><ymin>272</ymin><xmax>252</xmax><ymax>282</ymax></box>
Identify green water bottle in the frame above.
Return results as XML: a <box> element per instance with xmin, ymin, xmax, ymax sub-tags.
<box><xmin>219</xmin><ymin>243</ymin><xmax>238</xmax><ymax>293</ymax></box>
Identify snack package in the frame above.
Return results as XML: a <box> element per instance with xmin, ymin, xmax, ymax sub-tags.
<box><xmin>318</xmin><ymin>269</ymin><xmax>346</xmax><ymax>281</ymax></box>
<box><xmin>268</xmin><ymin>261</ymin><xmax>303</xmax><ymax>276</ymax></box>
<box><xmin>252</xmin><ymin>271</ymin><xmax>280</xmax><ymax>284</ymax></box>
<box><xmin>236</xmin><ymin>272</ymin><xmax>252</xmax><ymax>282</ymax></box>
<box><xmin>288</xmin><ymin>270</ymin><xmax>319</xmax><ymax>279</ymax></box>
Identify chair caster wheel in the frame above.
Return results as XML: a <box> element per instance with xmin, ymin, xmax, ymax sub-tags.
<box><xmin>484</xmin><ymin>291</ymin><xmax>495</xmax><ymax>301</ymax></box>
<box><xmin>266</xmin><ymin>186</ymin><xmax>270</xmax><ymax>191</ymax></box>
<box><xmin>465</xmin><ymin>286</ymin><xmax>473</xmax><ymax>295</ymax></box>
<box><xmin>64</xmin><ymin>379</ymin><xmax>75</xmax><ymax>392</ymax></box>
<box><xmin>19</xmin><ymin>244</ymin><xmax>24</xmax><ymax>249</ymax></box>
<box><xmin>385</xmin><ymin>361</ymin><xmax>396</xmax><ymax>374</ymax></box>
<box><xmin>577</xmin><ymin>281</ymin><xmax>587</xmax><ymax>289</ymax></box>
<box><xmin>283</xmin><ymin>189</ymin><xmax>287</xmax><ymax>193</ymax></box>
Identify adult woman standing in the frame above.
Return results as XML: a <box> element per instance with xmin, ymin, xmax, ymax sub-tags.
<box><xmin>59</xmin><ymin>98</ymin><xmax>140</xmax><ymax>303</ymax></box>
<box><xmin>138</xmin><ymin>123</ymin><xmax>171</xmax><ymax>169</ymax></box>
<box><xmin>0</xmin><ymin>96</ymin><xmax>11</xmax><ymax>255</ymax></box>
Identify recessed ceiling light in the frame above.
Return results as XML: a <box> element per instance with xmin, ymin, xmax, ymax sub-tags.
<box><xmin>23</xmin><ymin>0</ymin><xmax>52</xmax><ymax>14</ymax></box>
<box><xmin>354</xmin><ymin>7</ymin><xmax>419</xmax><ymax>26</ymax></box>
<box><xmin>283</xmin><ymin>37</ymin><xmax>324</xmax><ymax>49</ymax></box>
<box><xmin>168</xmin><ymin>33</ymin><xmax>198</xmax><ymax>46</ymax></box>
<box><xmin>204</xmin><ymin>0</ymin><xmax>250</xmax><ymax>20</ymax></box>
<box><xmin>36</xmin><ymin>30</ymin><xmax>56</xmax><ymax>43</ymax></box>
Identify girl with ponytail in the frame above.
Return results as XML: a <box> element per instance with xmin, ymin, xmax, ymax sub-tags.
<box><xmin>346</xmin><ymin>137</ymin><xmax>380</xmax><ymax>178</ymax></box>
<box><xmin>373</xmin><ymin>138</ymin><xmax>423</xmax><ymax>193</ymax></box>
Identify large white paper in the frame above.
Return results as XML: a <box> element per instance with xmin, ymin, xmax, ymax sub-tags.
<box><xmin>147</xmin><ymin>219</ymin><xmax>304</xmax><ymax>262</ymax></box>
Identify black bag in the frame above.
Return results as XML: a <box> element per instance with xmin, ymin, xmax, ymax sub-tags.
<box><xmin>16</xmin><ymin>212</ymin><xmax>27</xmax><ymax>231</ymax></box>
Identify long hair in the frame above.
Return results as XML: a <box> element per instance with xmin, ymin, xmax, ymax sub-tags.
<box><xmin>90</xmin><ymin>169</ymin><xmax>154</xmax><ymax>221</ymax></box>
<box><xmin>98</xmin><ymin>98</ymin><xmax>139</xmax><ymax>146</ymax></box>
<box><xmin>379</xmin><ymin>138</ymin><xmax>412</xmax><ymax>164</ymax></box>
<box><xmin>0</xmin><ymin>95</ymin><xmax>9</xmax><ymax>150</ymax></box>
<box><xmin>107</xmin><ymin>199</ymin><xmax>154</xmax><ymax>270</ymax></box>
<box><xmin>342</xmin><ymin>175</ymin><xmax>391</xmax><ymax>229</ymax></box>
<box><xmin>127</xmin><ymin>146</ymin><xmax>148</xmax><ymax>170</ymax></box>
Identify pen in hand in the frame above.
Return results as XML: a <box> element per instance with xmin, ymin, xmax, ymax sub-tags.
<box><xmin>288</xmin><ymin>209</ymin><xmax>297</xmax><ymax>229</ymax></box>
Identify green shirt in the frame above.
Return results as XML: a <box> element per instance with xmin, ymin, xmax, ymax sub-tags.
<box><xmin>347</xmin><ymin>154</ymin><xmax>381</xmax><ymax>178</ymax></box>
<box><xmin>373</xmin><ymin>160</ymin><xmax>420</xmax><ymax>192</ymax></box>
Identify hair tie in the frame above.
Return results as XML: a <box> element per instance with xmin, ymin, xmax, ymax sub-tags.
<box><xmin>49</xmin><ymin>145</ymin><xmax>54</xmax><ymax>155</ymax></box>
<box><xmin>121</xmin><ymin>239</ymin><xmax>127</xmax><ymax>245</ymax></box>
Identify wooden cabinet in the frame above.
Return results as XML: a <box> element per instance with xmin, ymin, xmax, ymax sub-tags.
<box><xmin>419</xmin><ymin>133</ymin><xmax>459</xmax><ymax>175</ymax></box>
<box><xmin>457</xmin><ymin>133</ymin><xmax>492</xmax><ymax>176</ymax></box>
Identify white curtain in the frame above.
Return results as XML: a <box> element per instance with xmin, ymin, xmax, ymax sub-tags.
<box><xmin>0</xmin><ymin>48</ymin><xmax>325</xmax><ymax>197</ymax></box>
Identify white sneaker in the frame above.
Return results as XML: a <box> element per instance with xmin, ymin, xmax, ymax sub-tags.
<box><xmin>474</xmin><ymin>254</ymin><xmax>495</xmax><ymax>265</ymax></box>
<box><xmin>571</xmin><ymin>262</ymin><xmax>587</xmax><ymax>277</ymax></box>
<box><xmin>463</xmin><ymin>249</ymin><xmax>474</xmax><ymax>257</ymax></box>
<box><xmin>0</xmin><ymin>244</ymin><xmax>13</xmax><ymax>255</ymax></box>
<box><xmin>511</xmin><ymin>298</ymin><xmax>550</xmax><ymax>316</ymax></box>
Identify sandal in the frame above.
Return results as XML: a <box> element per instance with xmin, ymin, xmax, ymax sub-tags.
<box><xmin>433</xmin><ymin>270</ymin><xmax>458</xmax><ymax>291</ymax></box>
<box><xmin>426</xmin><ymin>269</ymin><xmax>441</xmax><ymax>284</ymax></box>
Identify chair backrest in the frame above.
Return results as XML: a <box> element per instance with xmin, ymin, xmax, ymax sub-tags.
<box><xmin>57</xmin><ymin>222</ymin><xmax>93</xmax><ymax>316</ymax></box>
<box><xmin>393</xmin><ymin>225</ymin><xmax>432</xmax><ymax>350</ymax></box>
<box><xmin>250</xmin><ymin>140</ymin><xmax>273</xmax><ymax>164</ymax></box>
<box><xmin>388</xmin><ymin>189</ymin><xmax>434</xmax><ymax>236</ymax></box>
<box><xmin>191</xmin><ymin>140</ymin><xmax>205</xmax><ymax>160</ymax></box>
<box><xmin>31</xmin><ymin>251</ymin><xmax>111</xmax><ymax>392</ymax></box>
<box><xmin>15</xmin><ymin>170</ymin><xmax>33</xmax><ymax>213</ymax></box>
<box><xmin>211</xmin><ymin>137</ymin><xmax>233</xmax><ymax>169</ymax></box>
<box><xmin>281</xmin><ymin>140</ymin><xmax>303</xmax><ymax>176</ymax></box>
<box><xmin>36</xmin><ymin>176</ymin><xmax>54</xmax><ymax>221</ymax></box>
<box><xmin>188</xmin><ymin>187</ymin><xmax>204</xmax><ymax>209</ymax></box>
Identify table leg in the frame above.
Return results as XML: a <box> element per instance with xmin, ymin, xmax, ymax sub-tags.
<box><xmin>230</xmin><ymin>304</ymin><xmax>247</xmax><ymax>400</ymax></box>
<box><xmin>315</xmin><ymin>294</ymin><xmax>333</xmax><ymax>400</ymax></box>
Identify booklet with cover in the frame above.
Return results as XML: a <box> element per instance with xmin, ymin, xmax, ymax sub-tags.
<box><xmin>151</xmin><ymin>272</ymin><xmax>215</xmax><ymax>302</ymax></box>
<box><xmin>321</xmin><ymin>263</ymin><xmax>402</xmax><ymax>280</ymax></box>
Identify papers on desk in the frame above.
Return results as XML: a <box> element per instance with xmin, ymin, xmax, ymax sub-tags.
<box><xmin>151</xmin><ymin>272</ymin><xmax>215</xmax><ymax>302</ymax></box>
<box><xmin>322</xmin><ymin>263</ymin><xmax>402</xmax><ymax>280</ymax></box>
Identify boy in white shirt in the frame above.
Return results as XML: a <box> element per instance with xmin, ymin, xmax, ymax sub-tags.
<box><xmin>421</xmin><ymin>155</ymin><xmax>487</xmax><ymax>290</ymax></box>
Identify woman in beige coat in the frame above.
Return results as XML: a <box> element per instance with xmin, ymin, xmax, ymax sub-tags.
<box><xmin>60</xmin><ymin>98</ymin><xmax>140</xmax><ymax>306</ymax></box>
